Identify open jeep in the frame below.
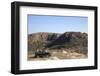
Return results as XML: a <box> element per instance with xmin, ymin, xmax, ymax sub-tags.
<box><xmin>34</xmin><ymin>50</ymin><xmax>51</xmax><ymax>58</ymax></box>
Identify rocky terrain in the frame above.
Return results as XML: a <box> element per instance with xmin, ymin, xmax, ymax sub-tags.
<box><xmin>28</xmin><ymin>32</ymin><xmax>88</xmax><ymax>61</ymax></box>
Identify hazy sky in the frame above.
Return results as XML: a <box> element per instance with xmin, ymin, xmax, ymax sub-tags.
<box><xmin>28</xmin><ymin>15</ymin><xmax>88</xmax><ymax>34</ymax></box>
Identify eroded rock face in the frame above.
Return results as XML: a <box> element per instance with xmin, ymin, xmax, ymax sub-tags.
<box><xmin>28</xmin><ymin>32</ymin><xmax>88</xmax><ymax>53</ymax></box>
<box><xmin>46</xmin><ymin>32</ymin><xmax>87</xmax><ymax>48</ymax></box>
<box><xmin>28</xmin><ymin>32</ymin><xmax>60</xmax><ymax>42</ymax></box>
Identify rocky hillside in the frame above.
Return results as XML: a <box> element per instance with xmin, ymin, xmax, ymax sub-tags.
<box><xmin>28</xmin><ymin>32</ymin><xmax>88</xmax><ymax>54</ymax></box>
<box><xmin>47</xmin><ymin>32</ymin><xmax>87</xmax><ymax>48</ymax></box>
<box><xmin>28</xmin><ymin>32</ymin><xmax>61</xmax><ymax>42</ymax></box>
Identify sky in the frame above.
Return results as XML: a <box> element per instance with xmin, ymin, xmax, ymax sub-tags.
<box><xmin>28</xmin><ymin>15</ymin><xmax>88</xmax><ymax>34</ymax></box>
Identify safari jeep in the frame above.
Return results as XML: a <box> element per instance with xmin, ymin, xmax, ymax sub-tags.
<box><xmin>34</xmin><ymin>50</ymin><xmax>51</xmax><ymax>58</ymax></box>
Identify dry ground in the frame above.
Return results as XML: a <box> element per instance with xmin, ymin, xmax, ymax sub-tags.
<box><xmin>28</xmin><ymin>49</ymin><xmax>87</xmax><ymax>61</ymax></box>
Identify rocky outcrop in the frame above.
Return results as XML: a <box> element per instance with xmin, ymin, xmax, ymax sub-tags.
<box><xmin>28</xmin><ymin>32</ymin><xmax>88</xmax><ymax>52</ymax></box>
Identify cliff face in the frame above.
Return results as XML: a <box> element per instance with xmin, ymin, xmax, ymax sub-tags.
<box><xmin>28</xmin><ymin>32</ymin><xmax>88</xmax><ymax>53</ymax></box>
<box><xmin>28</xmin><ymin>32</ymin><xmax>61</xmax><ymax>51</ymax></box>
<box><xmin>28</xmin><ymin>32</ymin><xmax>60</xmax><ymax>42</ymax></box>
<box><xmin>47</xmin><ymin>32</ymin><xmax>87</xmax><ymax>48</ymax></box>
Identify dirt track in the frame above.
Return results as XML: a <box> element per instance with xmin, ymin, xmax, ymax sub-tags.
<box><xmin>28</xmin><ymin>50</ymin><xmax>87</xmax><ymax>61</ymax></box>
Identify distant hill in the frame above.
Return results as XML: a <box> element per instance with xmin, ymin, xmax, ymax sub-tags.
<box><xmin>28</xmin><ymin>32</ymin><xmax>61</xmax><ymax>42</ymax></box>
<box><xmin>28</xmin><ymin>32</ymin><xmax>88</xmax><ymax>54</ymax></box>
